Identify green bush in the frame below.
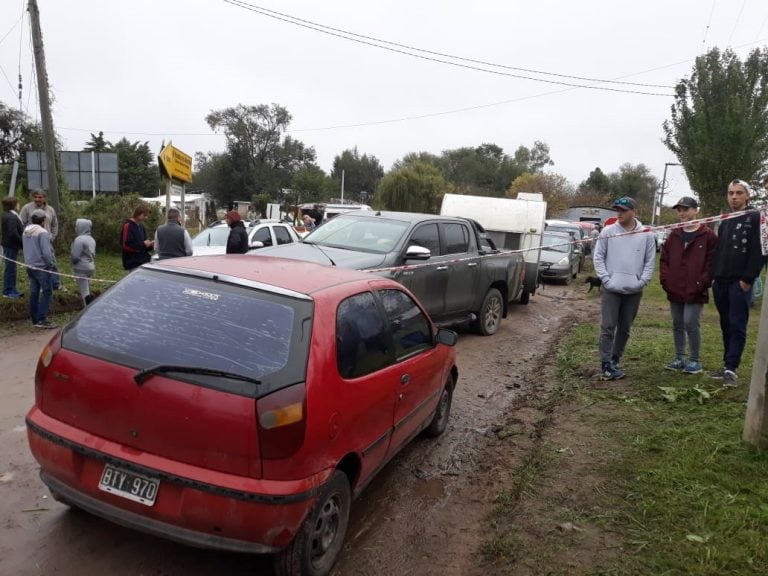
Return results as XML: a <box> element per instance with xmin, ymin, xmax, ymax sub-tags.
<box><xmin>78</xmin><ymin>195</ymin><xmax>162</xmax><ymax>254</ymax></box>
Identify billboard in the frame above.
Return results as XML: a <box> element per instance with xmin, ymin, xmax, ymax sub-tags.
<box><xmin>26</xmin><ymin>151</ymin><xmax>119</xmax><ymax>193</ymax></box>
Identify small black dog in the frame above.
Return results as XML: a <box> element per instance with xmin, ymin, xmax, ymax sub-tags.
<box><xmin>585</xmin><ymin>276</ymin><xmax>602</xmax><ymax>293</ymax></box>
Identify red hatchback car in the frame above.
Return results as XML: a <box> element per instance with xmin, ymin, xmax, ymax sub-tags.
<box><xmin>26</xmin><ymin>256</ymin><xmax>458</xmax><ymax>576</ymax></box>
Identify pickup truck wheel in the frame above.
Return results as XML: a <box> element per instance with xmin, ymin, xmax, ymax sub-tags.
<box><xmin>519</xmin><ymin>290</ymin><xmax>530</xmax><ymax>305</ymax></box>
<box><xmin>473</xmin><ymin>288</ymin><xmax>503</xmax><ymax>336</ymax></box>
<box><xmin>423</xmin><ymin>375</ymin><xmax>454</xmax><ymax>437</ymax></box>
<box><xmin>273</xmin><ymin>470</ymin><xmax>351</xmax><ymax>576</ymax></box>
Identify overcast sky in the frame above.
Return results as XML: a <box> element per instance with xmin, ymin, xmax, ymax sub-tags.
<box><xmin>1</xmin><ymin>0</ymin><xmax>767</xmax><ymax>205</ymax></box>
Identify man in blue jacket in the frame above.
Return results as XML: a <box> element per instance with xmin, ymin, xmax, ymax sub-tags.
<box><xmin>710</xmin><ymin>179</ymin><xmax>763</xmax><ymax>387</ymax></box>
<box><xmin>593</xmin><ymin>196</ymin><xmax>656</xmax><ymax>380</ymax></box>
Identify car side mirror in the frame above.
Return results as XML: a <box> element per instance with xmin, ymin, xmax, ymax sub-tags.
<box><xmin>435</xmin><ymin>328</ymin><xmax>458</xmax><ymax>347</ymax></box>
<box><xmin>248</xmin><ymin>241</ymin><xmax>265</xmax><ymax>251</ymax></box>
<box><xmin>405</xmin><ymin>245</ymin><xmax>431</xmax><ymax>260</ymax></box>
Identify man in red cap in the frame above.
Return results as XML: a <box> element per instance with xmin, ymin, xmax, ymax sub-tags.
<box><xmin>225</xmin><ymin>211</ymin><xmax>249</xmax><ymax>254</ymax></box>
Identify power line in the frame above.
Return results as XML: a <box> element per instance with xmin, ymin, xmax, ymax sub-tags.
<box><xmin>756</xmin><ymin>12</ymin><xmax>768</xmax><ymax>42</ymax></box>
<box><xmin>727</xmin><ymin>0</ymin><xmax>747</xmax><ymax>45</ymax></box>
<box><xmin>0</xmin><ymin>13</ymin><xmax>22</xmax><ymax>45</ymax></box>
<box><xmin>702</xmin><ymin>0</ymin><xmax>717</xmax><ymax>47</ymax></box>
<box><xmin>221</xmin><ymin>0</ymin><xmax>673</xmax><ymax>97</ymax></box>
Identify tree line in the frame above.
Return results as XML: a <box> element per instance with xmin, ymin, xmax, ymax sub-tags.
<box><xmin>1</xmin><ymin>47</ymin><xmax>766</xmax><ymax>218</ymax></box>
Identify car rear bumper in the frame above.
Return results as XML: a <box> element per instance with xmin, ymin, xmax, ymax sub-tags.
<box><xmin>26</xmin><ymin>407</ymin><xmax>332</xmax><ymax>551</ymax></box>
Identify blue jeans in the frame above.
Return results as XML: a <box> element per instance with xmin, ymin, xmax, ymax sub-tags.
<box><xmin>27</xmin><ymin>268</ymin><xmax>53</xmax><ymax>324</ymax></box>
<box><xmin>712</xmin><ymin>280</ymin><xmax>751</xmax><ymax>371</ymax></box>
<box><xmin>2</xmin><ymin>246</ymin><xmax>19</xmax><ymax>295</ymax></box>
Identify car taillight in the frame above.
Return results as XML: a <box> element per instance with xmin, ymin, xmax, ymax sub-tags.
<box><xmin>35</xmin><ymin>330</ymin><xmax>62</xmax><ymax>408</ymax></box>
<box><xmin>256</xmin><ymin>382</ymin><xmax>306</xmax><ymax>459</ymax></box>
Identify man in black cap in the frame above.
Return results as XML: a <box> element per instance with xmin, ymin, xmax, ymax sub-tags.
<box><xmin>660</xmin><ymin>196</ymin><xmax>717</xmax><ymax>375</ymax></box>
<box><xmin>593</xmin><ymin>196</ymin><xmax>656</xmax><ymax>380</ymax></box>
<box><xmin>710</xmin><ymin>179</ymin><xmax>763</xmax><ymax>387</ymax></box>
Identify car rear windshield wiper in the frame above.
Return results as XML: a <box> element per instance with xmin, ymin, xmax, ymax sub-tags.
<box><xmin>134</xmin><ymin>365</ymin><xmax>262</xmax><ymax>386</ymax></box>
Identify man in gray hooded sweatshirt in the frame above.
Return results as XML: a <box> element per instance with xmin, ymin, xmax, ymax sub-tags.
<box><xmin>593</xmin><ymin>196</ymin><xmax>656</xmax><ymax>380</ymax></box>
<box><xmin>22</xmin><ymin>209</ymin><xmax>56</xmax><ymax>328</ymax></box>
<box><xmin>70</xmin><ymin>218</ymin><xmax>96</xmax><ymax>304</ymax></box>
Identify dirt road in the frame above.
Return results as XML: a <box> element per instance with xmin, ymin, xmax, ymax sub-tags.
<box><xmin>0</xmin><ymin>285</ymin><xmax>593</xmax><ymax>575</ymax></box>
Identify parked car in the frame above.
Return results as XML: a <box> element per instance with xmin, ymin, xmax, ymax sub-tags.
<box><xmin>545</xmin><ymin>220</ymin><xmax>586</xmax><ymax>271</ymax></box>
<box><xmin>26</xmin><ymin>255</ymin><xmax>459</xmax><ymax>576</ymax></box>
<box><xmin>255</xmin><ymin>211</ymin><xmax>527</xmax><ymax>335</ymax></box>
<box><xmin>539</xmin><ymin>231</ymin><xmax>580</xmax><ymax>284</ymax></box>
<box><xmin>191</xmin><ymin>220</ymin><xmax>299</xmax><ymax>255</ymax></box>
<box><xmin>651</xmin><ymin>226</ymin><xmax>668</xmax><ymax>252</ymax></box>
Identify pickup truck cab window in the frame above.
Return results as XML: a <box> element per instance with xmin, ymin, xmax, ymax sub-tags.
<box><xmin>408</xmin><ymin>223</ymin><xmax>440</xmax><ymax>256</ymax></box>
<box><xmin>442</xmin><ymin>223</ymin><xmax>470</xmax><ymax>254</ymax></box>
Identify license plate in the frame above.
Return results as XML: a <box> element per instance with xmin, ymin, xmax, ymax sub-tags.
<box><xmin>98</xmin><ymin>464</ymin><xmax>159</xmax><ymax>506</ymax></box>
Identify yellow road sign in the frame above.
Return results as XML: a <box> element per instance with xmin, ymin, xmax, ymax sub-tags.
<box><xmin>158</xmin><ymin>142</ymin><xmax>193</xmax><ymax>183</ymax></box>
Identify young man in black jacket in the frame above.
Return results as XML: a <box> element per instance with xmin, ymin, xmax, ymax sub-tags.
<box><xmin>225</xmin><ymin>211</ymin><xmax>249</xmax><ymax>254</ymax></box>
<box><xmin>710</xmin><ymin>179</ymin><xmax>764</xmax><ymax>386</ymax></box>
<box><xmin>2</xmin><ymin>196</ymin><xmax>25</xmax><ymax>298</ymax></box>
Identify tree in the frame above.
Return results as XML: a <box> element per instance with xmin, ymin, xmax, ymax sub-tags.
<box><xmin>83</xmin><ymin>131</ymin><xmax>109</xmax><ymax>152</ymax></box>
<box><xmin>506</xmin><ymin>172</ymin><xmax>574</xmax><ymax>217</ymax></box>
<box><xmin>330</xmin><ymin>147</ymin><xmax>384</xmax><ymax>203</ymax></box>
<box><xmin>110</xmin><ymin>138</ymin><xmax>161</xmax><ymax>196</ymax></box>
<box><xmin>663</xmin><ymin>47</ymin><xmax>768</xmax><ymax>213</ymax></box>
<box><xmin>512</xmin><ymin>141</ymin><xmax>554</xmax><ymax>174</ymax></box>
<box><xmin>293</xmin><ymin>164</ymin><xmax>331</xmax><ymax>204</ymax></box>
<box><xmin>580</xmin><ymin>167</ymin><xmax>611</xmax><ymax>194</ymax></box>
<box><xmin>607</xmin><ymin>163</ymin><xmax>658</xmax><ymax>222</ymax></box>
<box><xmin>205</xmin><ymin>104</ymin><xmax>316</xmax><ymax>198</ymax></box>
<box><xmin>0</xmin><ymin>101</ymin><xmax>47</xmax><ymax>164</ymax></box>
<box><xmin>375</xmin><ymin>161</ymin><xmax>452</xmax><ymax>213</ymax></box>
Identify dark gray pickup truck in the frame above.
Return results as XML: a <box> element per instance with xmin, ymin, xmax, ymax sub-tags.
<box><xmin>252</xmin><ymin>211</ymin><xmax>526</xmax><ymax>335</ymax></box>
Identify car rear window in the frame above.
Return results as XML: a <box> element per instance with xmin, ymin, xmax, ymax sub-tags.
<box><xmin>62</xmin><ymin>269</ymin><xmax>313</xmax><ymax>395</ymax></box>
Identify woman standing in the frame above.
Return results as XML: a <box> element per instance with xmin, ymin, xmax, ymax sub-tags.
<box><xmin>70</xmin><ymin>219</ymin><xmax>96</xmax><ymax>305</ymax></box>
<box><xmin>1</xmin><ymin>196</ymin><xmax>24</xmax><ymax>299</ymax></box>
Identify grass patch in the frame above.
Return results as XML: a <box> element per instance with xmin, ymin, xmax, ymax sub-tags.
<box><xmin>554</xmin><ymin>263</ymin><xmax>768</xmax><ymax>574</ymax></box>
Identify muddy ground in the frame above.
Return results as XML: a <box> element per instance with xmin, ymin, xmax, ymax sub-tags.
<box><xmin>0</xmin><ymin>282</ymin><xmax>611</xmax><ymax>576</ymax></box>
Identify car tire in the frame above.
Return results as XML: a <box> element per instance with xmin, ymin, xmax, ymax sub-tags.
<box><xmin>473</xmin><ymin>287</ymin><xmax>503</xmax><ymax>336</ymax></box>
<box><xmin>520</xmin><ymin>290</ymin><xmax>530</xmax><ymax>305</ymax></box>
<box><xmin>273</xmin><ymin>470</ymin><xmax>351</xmax><ymax>576</ymax></box>
<box><xmin>423</xmin><ymin>375</ymin><xmax>454</xmax><ymax>438</ymax></box>
<box><xmin>564</xmin><ymin>274</ymin><xmax>572</xmax><ymax>285</ymax></box>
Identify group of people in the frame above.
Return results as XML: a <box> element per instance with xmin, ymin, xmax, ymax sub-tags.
<box><xmin>2</xmin><ymin>190</ymin><xmax>95</xmax><ymax>328</ymax></box>
<box><xmin>594</xmin><ymin>179</ymin><xmax>763</xmax><ymax>387</ymax></box>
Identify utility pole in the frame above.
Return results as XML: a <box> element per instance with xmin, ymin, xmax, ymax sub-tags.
<box><xmin>28</xmin><ymin>0</ymin><xmax>59</xmax><ymax>212</ymax></box>
<box><xmin>652</xmin><ymin>162</ymin><xmax>680</xmax><ymax>226</ymax></box>
<box><xmin>744</xmin><ymin>288</ymin><xmax>768</xmax><ymax>448</ymax></box>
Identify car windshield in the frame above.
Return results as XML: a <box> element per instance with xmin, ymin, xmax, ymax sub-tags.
<box><xmin>304</xmin><ymin>215</ymin><xmax>409</xmax><ymax>254</ymax></box>
<box><xmin>542</xmin><ymin>234</ymin><xmax>571</xmax><ymax>253</ymax></box>
<box><xmin>61</xmin><ymin>269</ymin><xmax>313</xmax><ymax>394</ymax></box>
<box><xmin>192</xmin><ymin>226</ymin><xmax>230</xmax><ymax>247</ymax></box>
<box><xmin>548</xmin><ymin>224</ymin><xmax>581</xmax><ymax>238</ymax></box>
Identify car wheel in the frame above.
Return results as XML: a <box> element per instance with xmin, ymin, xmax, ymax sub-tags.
<box><xmin>473</xmin><ymin>287</ymin><xmax>503</xmax><ymax>336</ymax></box>
<box><xmin>423</xmin><ymin>375</ymin><xmax>454</xmax><ymax>438</ymax></box>
<box><xmin>273</xmin><ymin>470</ymin><xmax>351</xmax><ymax>576</ymax></box>
<box><xmin>564</xmin><ymin>274</ymin><xmax>572</xmax><ymax>285</ymax></box>
<box><xmin>520</xmin><ymin>290</ymin><xmax>530</xmax><ymax>305</ymax></box>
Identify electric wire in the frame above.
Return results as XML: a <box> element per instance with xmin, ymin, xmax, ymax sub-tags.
<box><xmin>221</xmin><ymin>0</ymin><xmax>672</xmax><ymax>96</ymax></box>
<box><xmin>727</xmin><ymin>0</ymin><xmax>747</xmax><ymax>46</ymax></box>
<box><xmin>702</xmin><ymin>0</ymin><xmax>717</xmax><ymax>47</ymax></box>
<box><xmin>755</xmin><ymin>12</ymin><xmax>768</xmax><ymax>42</ymax></box>
<box><xmin>0</xmin><ymin>13</ymin><xmax>22</xmax><ymax>46</ymax></box>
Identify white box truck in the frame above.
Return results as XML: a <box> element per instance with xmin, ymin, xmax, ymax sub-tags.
<box><xmin>440</xmin><ymin>192</ymin><xmax>546</xmax><ymax>304</ymax></box>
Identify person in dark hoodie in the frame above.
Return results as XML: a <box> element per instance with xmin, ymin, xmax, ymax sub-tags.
<box><xmin>121</xmin><ymin>204</ymin><xmax>154</xmax><ymax>270</ymax></box>
<box><xmin>22</xmin><ymin>209</ymin><xmax>56</xmax><ymax>328</ymax></box>
<box><xmin>2</xmin><ymin>196</ymin><xmax>25</xmax><ymax>299</ymax></box>
<box><xmin>660</xmin><ymin>197</ymin><xmax>717</xmax><ymax>375</ymax></box>
<box><xmin>225</xmin><ymin>210</ymin><xmax>249</xmax><ymax>254</ymax></box>
<box><xmin>70</xmin><ymin>218</ymin><xmax>96</xmax><ymax>305</ymax></box>
<box><xmin>710</xmin><ymin>179</ymin><xmax>764</xmax><ymax>387</ymax></box>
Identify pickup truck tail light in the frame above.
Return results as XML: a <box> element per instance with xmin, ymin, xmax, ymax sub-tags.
<box><xmin>35</xmin><ymin>330</ymin><xmax>62</xmax><ymax>409</ymax></box>
<box><xmin>256</xmin><ymin>382</ymin><xmax>307</xmax><ymax>459</ymax></box>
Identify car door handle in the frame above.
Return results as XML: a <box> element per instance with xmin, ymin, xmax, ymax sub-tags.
<box><xmin>400</xmin><ymin>374</ymin><xmax>410</xmax><ymax>385</ymax></box>
<box><xmin>467</xmin><ymin>262</ymin><xmax>478</xmax><ymax>267</ymax></box>
<box><xmin>436</xmin><ymin>266</ymin><xmax>448</xmax><ymax>271</ymax></box>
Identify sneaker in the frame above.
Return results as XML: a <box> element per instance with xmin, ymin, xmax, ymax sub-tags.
<box><xmin>601</xmin><ymin>362</ymin><xmax>626</xmax><ymax>381</ymax></box>
<box><xmin>2</xmin><ymin>293</ymin><xmax>23</xmax><ymax>299</ymax></box>
<box><xmin>709</xmin><ymin>367</ymin><xmax>726</xmax><ymax>379</ymax></box>
<box><xmin>33</xmin><ymin>320</ymin><xmax>57</xmax><ymax>329</ymax></box>
<box><xmin>722</xmin><ymin>369</ymin><xmax>738</xmax><ymax>387</ymax></box>
<box><xmin>55</xmin><ymin>286</ymin><xmax>68</xmax><ymax>292</ymax></box>
<box><xmin>665</xmin><ymin>357</ymin><xmax>685</xmax><ymax>371</ymax></box>
<box><xmin>682</xmin><ymin>360</ymin><xmax>703</xmax><ymax>374</ymax></box>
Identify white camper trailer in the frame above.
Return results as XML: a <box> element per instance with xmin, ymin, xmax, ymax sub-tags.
<box><xmin>440</xmin><ymin>192</ymin><xmax>547</xmax><ymax>303</ymax></box>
